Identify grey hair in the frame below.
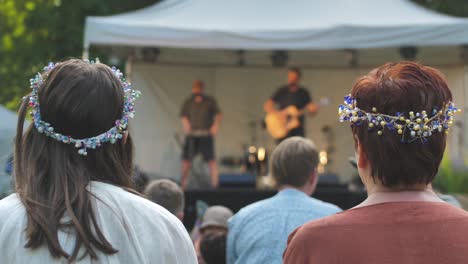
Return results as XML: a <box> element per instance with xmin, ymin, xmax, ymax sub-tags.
<box><xmin>144</xmin><ymin>179</ymin><xmax>185</xmax><ymax>215</ymax></box>
<box><xmin>270</xmin><ymin>137</ymin><xmax>319</xmax><ymax>188</ymax></box>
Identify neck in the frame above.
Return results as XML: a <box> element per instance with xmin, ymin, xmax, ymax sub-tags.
<box><xmin>367</xmin><ymin>182</ymin><xmax>429</xmax><ymax>194</ymax></box>
<box><xmin>278</xmin><ymin>184</ymin><xmax>312</xmax><ymax>196</ymax></box>
<box><xmin>356</xmin><ymin>184</ymin><xmax>443</xmax><ymax>208</ymax></box>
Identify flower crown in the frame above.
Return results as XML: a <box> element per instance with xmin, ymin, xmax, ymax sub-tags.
<box><xmin>338</xmin><ymin>95</ymin><xmax>461</xmax><ymax>143</ymax></box>
<box><xmin>28</xmin><ymin>59</ymin><xmax>142</xmax><ymax>155</ymax></box>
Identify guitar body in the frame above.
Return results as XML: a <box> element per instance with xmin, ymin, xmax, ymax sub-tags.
<box><xmin>265</xmin><ymin>106</ymin><xmax>301</xmax><ymax>139</ymax></box>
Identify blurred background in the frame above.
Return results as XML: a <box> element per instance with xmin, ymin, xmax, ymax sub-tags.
<box><xmin>0</xmin><ymin>0</ymin><xmax>467</xmax><ymax>204</ymax></box>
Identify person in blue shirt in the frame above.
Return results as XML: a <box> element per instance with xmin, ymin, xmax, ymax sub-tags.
<box><xmin>1</xmin><ymin>155</ymin><xmax>14</xmax><ymax>197</ymax></box>
<box><xmin>227</xmin><ymin>137</ymin><xmax>341</xmax><ymax>264</ymax></box>
<box><xmin>5</xmin><ymin>155</ymin><xmax>13</xmax><ymax>176</ymax></box>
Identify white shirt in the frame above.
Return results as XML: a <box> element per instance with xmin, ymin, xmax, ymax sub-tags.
<box><xmin>0</xmin><ymin>181</ymin><xmax>197</xmax><ymax>264</ymax></box>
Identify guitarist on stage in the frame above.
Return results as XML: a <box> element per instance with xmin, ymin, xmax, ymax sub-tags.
<box><xmin>264</xmin><ymin>67</ymin><xmax>318</xmax><ymax>142</ymax></box>
<box><xmin>180</xmin><ymin>80</ymin><xmax>222</xmax><ymax>190</ymax></box>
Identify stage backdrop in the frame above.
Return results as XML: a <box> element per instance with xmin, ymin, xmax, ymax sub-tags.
<box><xmin>130</xmin><ymin>64</ymin><xmax>466</xmax><ymax>182</ymax></box>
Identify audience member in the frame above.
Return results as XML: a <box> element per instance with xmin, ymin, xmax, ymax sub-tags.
<box><xmin>1</xmin><ymin>155</ymin><xmax>14</xmax><ymax>197</ymax></box>
<box><xmin>5</xmin><ymin>155</ymin><xmax>13</xmax><ymax>175</ymax></box>
<box><xmin>200</xmin><ymin>231</ymin><xmax>227</xmax><ymax>264</ymax></box>
<box><xmin>189</xmin><ymin>200</ymin><xmax>210</xmax><ymax>241</ymax></box>
<box><xmin>195</xmin><ymin>205</ymin><xmax>233</xmax><ymax>264</ymax></box>
<box><xmin>133</xmin><ymin>165</ymin><xmax>149</xmax><ymax>193</ymax></box>
<box><xmin>227</xmin><ymin>137</ymin><xmax>341</xmax><ymax>264</ymax></box>
<box><xmin>284</xmin><ymin>62</ymin><xmax>468</xmax><ymax>264</ymax></box>
<box><xmin>144</xmin><ymin>179</ymin><xmax>185</xmax><ymax>220</ymax></box>
<box><xmin>0</xmin><ymin>59</ymin><xmax>197</xmax><ymax>263</ymax></box>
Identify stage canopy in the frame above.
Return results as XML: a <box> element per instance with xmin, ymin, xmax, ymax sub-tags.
<box><xmin>84</xmin><ymin>0</ymin><xmax>468</xmax><ymax>51</ymax></box>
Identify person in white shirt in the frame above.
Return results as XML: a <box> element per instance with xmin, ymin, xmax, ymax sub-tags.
<box><xmin>0</xmin><ymin>59</ymin><xmax>197</xmax><ymax>263</ymax></box>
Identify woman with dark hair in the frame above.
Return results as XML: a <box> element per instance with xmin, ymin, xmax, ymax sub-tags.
<box><xmin>284</xmin><ymin>62</ymin><xmax>468</xmax><ymax>264</ymax></box>
<box><xmin>0</xmin><ymin>59</ymin><xmax>197</xmax><ymax>263</ymax></box>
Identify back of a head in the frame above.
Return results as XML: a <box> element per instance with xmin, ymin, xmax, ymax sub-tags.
<box><xmin>133</xmin><ymin>166</ymin><xmax>150</xmax><ymax>193</ymax></box>
<box><xmin>288</xmin><ymin>66</ymin><xmax>302</xmax><ymax>79</ymax></box>
<box><xmin>200</xmin><ymin>231</ymin><xmax>227</xmax><ymax>264</ymax></box>
<box><xmin>350</xmin><ymin>61</ymin><xmax>453</xmax><ymax>188</ymax></box>
<box><xmin>200</xmin><ymin>205</ymin><xmax>233</xmax><ymax>231</ymax></box>
<box><xmin>15</xmin><ymin>59</ymin><xmax>136</xmax><ymax>261</ymax></box>
<box><xmin>144</xmin><ymin>179</ymin><xmax>185</xmax><ymax>216</ymax></box>
<box><xmin>270</xmin><ymin>137</ymin><xmax>319</xmax><ymax>188</ymax></box>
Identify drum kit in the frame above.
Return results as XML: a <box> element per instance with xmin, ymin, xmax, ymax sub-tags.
<box><xmin>220</xmin><ymin>120</ymin><xmax>269</xmax><ymax>178</ymax></box>
<box><xmin>220</xmin><ymin>120</ymin><xmax>336</xmax><ymax>186</ymax></box>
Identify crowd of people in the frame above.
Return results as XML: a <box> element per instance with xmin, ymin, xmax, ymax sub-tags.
<box><xmin>0</xmin><ymin>59</ymin><xmax>467</xmax><ymax>264</ymax></box>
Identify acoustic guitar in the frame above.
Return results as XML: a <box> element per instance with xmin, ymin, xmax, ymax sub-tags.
<box><xmin>265</xmin><ymin>97</ymin><xmax>330</xmax><ymax>139</ymax></box>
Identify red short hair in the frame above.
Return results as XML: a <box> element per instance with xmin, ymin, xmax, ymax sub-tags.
<box><xmin>351</xmin><ymin>62</ymin><xmax>452</xmax><ymax>187</ymax></box>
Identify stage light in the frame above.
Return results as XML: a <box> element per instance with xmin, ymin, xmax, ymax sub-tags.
<box><xmin>248</xmin><ymin>154</ymin><xmax>256</xmax><ymax>164</ymax></box>
<box><xmin>318</xmin><ymin>166</ymin><xmax>324</xmax><ymax>174</ymax></box>
<box><xmin>319</xmin><ymin>151</ymin><xmax>328</xmax><ymax>166</ymax></box>
<box><xmin>257</xmin><ymin>174</ymin><xmax>276</xmax><ymax>190</ymax></box>
<box><xmin>270</xmin><ymin>50</ymin><xmax>288</xmax><ymax>67</ymax></box>
<box><xmin>257</xmin><ymin>147</ymin><xmax>266</xmax><ymax>161</ymax></box>
<box><xmin>399</xmin><ymin>46</ymin><xmax>418</xmax><ymax>60</ymax></box>
<box><xmin>249</xmin><ymin>146</ymin><xmax>257</xmax><ymax>153</ymax></box>
<box><xmin>142</xmin><ymin>47</ymin><xmax>161</xmax><ymax>63</ymax></box>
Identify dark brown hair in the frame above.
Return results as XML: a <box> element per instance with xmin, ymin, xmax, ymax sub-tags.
<box><xmin>270</xmin><ymin>137</ymin><xmax>318</xmax><ymax>187</ymax></box>
<box><xmin>200</xmin><ymin>230</ymin><xmax>227</xmax><ymax>264</ymax></box>
<box><xmin>193</xmin><ymin>79</ymin><xmax>205</xmax><ymax>89</ymax></box>
<box><xmin>288</xmin><ymin>67</ymin><xmax>302</xmax><ymax>79</ymax></box>
<box><xmin>351</xmin><ymin>61</ymin><xmax>452</xmax><ymax>188</ymax></box>
<box><xmin>15</xmin><ymin>59</ymin><xmax>134</xmax><ymax>261</ymax></box>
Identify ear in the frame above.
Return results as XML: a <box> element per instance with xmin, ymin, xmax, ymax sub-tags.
<box><xmin>309</xmin><ymin>168</ymin><xmax>319</xmax><ymax>190</ymax></box>
<box><xmin>123</xmin><ymin>131</ymin><xmax>129</xmax><ymax>144</ymax></box>
<box><xmin>177</xmin><ymin>212</ymin><xmax>185</xmax><ymax>221</ymax></box>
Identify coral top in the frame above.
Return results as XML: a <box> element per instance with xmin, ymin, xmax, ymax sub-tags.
<box><xmin>284</xmin><ymin>201</ymin><xmax>468</xmax><ymax>264</ymax></box>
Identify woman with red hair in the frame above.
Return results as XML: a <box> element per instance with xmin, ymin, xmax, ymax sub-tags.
<box><xmin>284</xmin><ymin>62</ymin><xmax>467</xmax><ymax>264</ymax></box>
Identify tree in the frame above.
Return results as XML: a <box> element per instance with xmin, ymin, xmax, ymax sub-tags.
<box><xmin>0</xmin><ymin>0</ymin><xmax>159</xmax><ymax>110</ymax></box>
<box><xmin>412</xmin><ymin>0</ymin><xmax>468</xmax><ymax>18</ymax></box>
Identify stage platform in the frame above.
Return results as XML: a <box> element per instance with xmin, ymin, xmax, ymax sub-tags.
<box><xmin>183</xmin><ymin>184</ymin><xmax>366</xmax><ymax>230</ymax></box>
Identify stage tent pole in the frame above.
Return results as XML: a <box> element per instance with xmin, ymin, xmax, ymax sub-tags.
<box><xmin>125</xmin><ymin>55</ymin><xmax>134</xmax><ymax>83</ymax></box>
<box><xmin>82</xmin><ymin>47</ymin><xmax>89</xmax><ymax>60</ymax></box>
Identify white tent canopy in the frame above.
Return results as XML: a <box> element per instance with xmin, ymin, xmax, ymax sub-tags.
<box><xmin>84</xmin><ymin>0</ymin><xmax>468</xmax><ymax>51</ymax></box>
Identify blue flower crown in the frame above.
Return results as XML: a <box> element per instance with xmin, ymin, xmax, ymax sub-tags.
<box><xmin>27</xmin><ymin>59</ymin><xmax>142</xmax><ymax>155</ymax></box>
<box><xmin>338</xmin><ymin>94</ymin><xmax>461</xmax><ymax>143</ymax></box>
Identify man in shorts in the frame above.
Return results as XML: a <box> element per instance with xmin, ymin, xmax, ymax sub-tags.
<box><xmin>180</xmin><ymin>80</ymin><xmax>222</xmax><ymax>189</ymax></box>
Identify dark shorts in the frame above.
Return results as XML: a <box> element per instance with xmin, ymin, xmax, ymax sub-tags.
<box><xmin>182</xmin><ymin>136</ymin><xmax>215</xmax><ymax>161</ymax></box>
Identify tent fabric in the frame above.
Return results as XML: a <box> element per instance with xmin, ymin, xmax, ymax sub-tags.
<box><xmin>84</xmin><ymin>0</ymin><xmax>468</xmax><ymax>50</ymax></box>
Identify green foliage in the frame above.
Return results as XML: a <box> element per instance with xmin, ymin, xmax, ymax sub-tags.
<box><xmin>0</xmin><ymin>0</ymin><xmax>159</xmax><ymax>110</ymax></box>
<box><xmin>412</xmin><ymin>0</ymin><xmax>468</xmax><ymax>18</ymax></box>
<box><xmin>434</xmin><ymin>153</ymin><xmax>468</xmax><ymax>193</ymax></box>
